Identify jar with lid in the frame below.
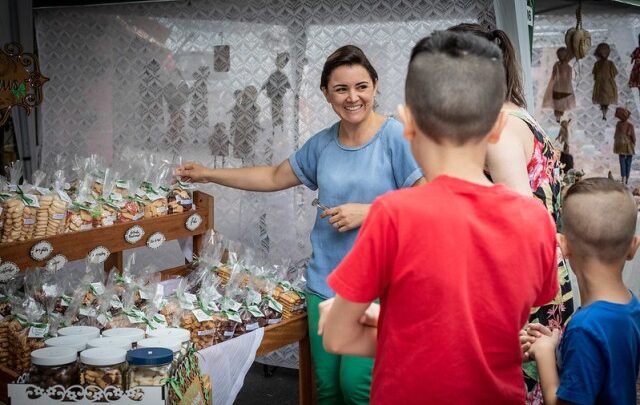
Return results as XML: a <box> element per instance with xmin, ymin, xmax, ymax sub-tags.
<box><xmin>57</xmin><ymin>325</ymin><xmax>100</xmax><ymax>340</ymax></box>
<box><xmin>126</xmin><ymin>347</ymin><xmax>173</xmax><ymax>387</ymax></box>
<box><xmin>80</xmin><ymin>347</ymin><xmax>127</xmax><ymax>389</ymax></box>
<box><xmin>45</xmin><ymin>335</ymin><xmax>87</xmax><ymax>354</ymax></box>
<box><xmin>86</xmin><ymin>336</ymin><xmax>132</xmax><ymax>351</ymax></box>
<box><xmin>101</xmin><ymin>327</ymin><xmax>145</xmax><ymax>348</ymax></box>
<box><xmin>146</xmin><ymin>327</ymin><xmax>190</xmax><ymax>360</ymax></box>
<box><xmin>137</xmin><ymin>338</ymin><xmax>182</xmax><ymax>369</ymax></box>
<box><xmin>28</xmin><ymin>347</ymin><xmax>79</xmax><ymax>388</ymax></box>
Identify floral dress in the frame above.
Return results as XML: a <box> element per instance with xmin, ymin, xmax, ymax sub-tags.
<box><xmin>507</xmin><ymin>109</ymin><xmax>575</xmax><ymax>405</ymax></box>
<box><xmin>629</xmin><ymin>48</ymin><xmax>640</xmax><ymax>88</ymax></box>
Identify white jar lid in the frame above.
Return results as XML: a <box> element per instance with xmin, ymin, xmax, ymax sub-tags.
<box><xmin>86</xmin><ymin>337</ymin><xmax>132</xmax><ymax>351</ymax></box>
<box><xmin>101</xmin><ymin>327</ymin><xmax>145</xmax><ymax>344</ymax></box>
<box><xmin>80</xmin><ymin>348</ymin><xmax>127</xmax><ymax>366</ymax></box>
<box><xmin>137</xmin><ymin>337</ymin><xmax>181</xmax><ymax>353</ymax></box>
<box><xmin>58</xmin><ymin>326</ymin><xmax>100</xmax><ymax>339</ymax></box>
<box><xmin>45</xmin><ymin>336</ymin><xmax>87</xmax><ymax>352</ymax></box>
<box><xmin>146</xmin><ymin>327</ymin><xmax>190</xmax><ymax>343</ymax></box>
<box><xmin>31</xmin><ymin>347</ymin><xmax>77</xmax><ymax>366</ymax></box>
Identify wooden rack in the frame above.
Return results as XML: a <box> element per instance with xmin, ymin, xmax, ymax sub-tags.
<box><xmin>0</xmin><ymin>191</ymin><xmax>311</xmax><ymax>404</ymax></box>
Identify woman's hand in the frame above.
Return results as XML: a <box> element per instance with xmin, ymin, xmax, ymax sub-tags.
<box><xmin>321</xmin><ymin>203</ymin><xmax>370</xmax><ymax>232</ymax></box>
<box><xmin>175</xmin><ymin>162</ymin><xmax>210</xmax><ymax>183</ymax></box>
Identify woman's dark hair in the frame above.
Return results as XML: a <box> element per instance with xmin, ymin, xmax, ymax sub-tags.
<box><xmin>448</xmin><ymin>23</ymin><xmax>526</xmax><ymax>108</ymax></box>
<box><xmin>320</xmin><ymin>45</ymin><xmax>378</xmax><ymax>89</ymax></box>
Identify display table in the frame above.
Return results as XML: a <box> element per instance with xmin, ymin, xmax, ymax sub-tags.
<box><xmin>1</xmin><ymin>314</ymin><xmax>311</xmax><ymax>404</ymax></box>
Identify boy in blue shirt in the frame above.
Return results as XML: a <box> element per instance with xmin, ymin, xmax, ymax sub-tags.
<box><xmin>526</xmin><ymin>177</ymin><xmax>640</xmax><ymax>405</ymax></box>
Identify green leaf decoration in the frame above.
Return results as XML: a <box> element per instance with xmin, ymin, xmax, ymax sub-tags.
<box><xmin>11</xmin><ymin>82</ymin><xmax>26</xmax><ymax>101</ymax></box>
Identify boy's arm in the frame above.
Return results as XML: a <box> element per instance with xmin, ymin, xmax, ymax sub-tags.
<box><xmin>529</xmin><ymin>329</ymin><xmax>561</xmax><ymax>405</ymax></box>
<box><xmin>318</xmin><ymin>295</ymin><xmax>377</xmax><ymax>357</ymax></box>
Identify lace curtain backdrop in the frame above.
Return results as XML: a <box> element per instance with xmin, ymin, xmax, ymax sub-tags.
<box><xmin>34</xmin><ymin>0</ymin><xmax>495</xmax><ymax>265</ymax></box>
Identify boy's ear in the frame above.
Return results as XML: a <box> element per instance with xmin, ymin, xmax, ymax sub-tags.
<box><xmin>626</xmin><ymin>235</ymin><xmax>640</xmax><ymax>261</ymax></box>
<box><xmin>557</xmin><ymin>233</ymin><xmax>571</xmax><ymax>258</ymax></box>
<box><xmin>486</xmin><ymin>111</ymin><xmax>507</xmax><ymax>144</ymax></box>
<box><xmin>397</xmin><ymin>104</ymin><xmax>416</xmax><ymax>141</ymax></box>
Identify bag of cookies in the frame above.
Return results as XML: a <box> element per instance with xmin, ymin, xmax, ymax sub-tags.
<box><xmin>47</xmin><ymin>170</ymin><xmax>72</xmax><ymax>236</ymax></box>
<box><xmin>1</xmin><ymin>161</ymin><xmax>26</xmax><ymax>243</ymax></box>
<box><xmin>93</xmin><ymin>168</ymin><xmax>119</xmax><ymax>228</ymax></box>
<box><xmin>87</xmin><ymin>154</ymin><xmax>107</xmax><ymax>199</ymax></box>
<box><xmin>9</xmin><ymin>296</ymin><xmax>48</xmax><ymax>373</ymax></box>
<box><xmin>0</xmin><ymin>274</ymin><xmax>24</xmax><ymax>366</ymax></box>
<box><xmin>118</xmin><ymin>174</ymin><xmax>144</xmax><ymax>223</ymax></box>
<box><xmin>142</xmin><ymin>162</ymin><xmax>171</xmax><ymax>219</ymax></box>
<box><xmin>65</xmin><ymin>175</ymin><xmax>95</xmax><ymax>233</ymax></box>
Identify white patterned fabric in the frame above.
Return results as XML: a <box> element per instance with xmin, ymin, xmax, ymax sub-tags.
<box><xmin>532</xmin><ymin>9</ymin><xmax>640</xmax><ymax>183</ymax></box>
<box><xmin>34</xmin><ymin>0</ymin><xmax>495</xmax><ymax>264</ymax></box>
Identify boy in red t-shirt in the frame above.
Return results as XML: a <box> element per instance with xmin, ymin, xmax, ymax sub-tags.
<box><xmin>318</xmin><ymin>31</ymin><xmax>559</xmax><ymax>404</ymax></box>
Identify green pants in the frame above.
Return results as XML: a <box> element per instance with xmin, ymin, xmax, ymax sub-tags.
<box><xmin>306</xmin><ymin>292</ymin><xmax>373</xmax><ymax>405</ymax></box>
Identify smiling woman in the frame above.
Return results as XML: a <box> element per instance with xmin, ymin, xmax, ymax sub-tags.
<box><xmin>176</xmin><ymin>44</ymin><xmax>424</xmax><ymax>404</ymax></box>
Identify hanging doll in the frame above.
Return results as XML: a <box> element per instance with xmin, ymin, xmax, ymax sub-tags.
<box><xmin>592</xmin><ymin>43</ymin><xmax>618</xmax><ymax>120</ymax></box>
<box><xmin>613</xmin><ymin>107</ymin><xmax>635</xmax><ymax>185</ymax></box>
<box><xmin>543</xmin><ymin>47</ymin><xmax>576</xmax><ymax>122</ymax></box>
<box><xmin>556</xmin><ymin>119</ymin><xmax>573</xmax><ymax>173</ymax></box>
<box><xmin>629</xmin><ymin>34</ymin><xmax>640</xmax><ymax>94</ymax></box>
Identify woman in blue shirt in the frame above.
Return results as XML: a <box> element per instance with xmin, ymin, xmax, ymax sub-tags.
<box><xmin>177</xmin><ymin>45</ymin><xmax>424</xmax><ymax>404</ymax></box>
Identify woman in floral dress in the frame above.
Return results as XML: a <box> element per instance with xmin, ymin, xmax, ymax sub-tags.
<box><xmin>449</xmin><ymin>23</ymin><xmax>574</xmax><ymax>405</ymax></box>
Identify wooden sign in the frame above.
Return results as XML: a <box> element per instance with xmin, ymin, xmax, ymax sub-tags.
<box><xmin>0</xmin><ymin>43</ymin><xmax>49</xmax><ymax>126</ymax></box>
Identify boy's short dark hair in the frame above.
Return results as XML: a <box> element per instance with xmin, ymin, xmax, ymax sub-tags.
<box><xmin>563</xmin><ymin>178</ymin><xmax>637</xmax><ymax>264</ymax></box>
<box><xmin>406</xmin><ymin>31</ymin><xmax>506</xmax><ymax>145</ymax></box>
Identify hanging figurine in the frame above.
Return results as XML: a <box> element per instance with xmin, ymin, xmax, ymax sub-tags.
<box><xmin>543</xmin><ymin>47</ymin><xmax>576</xmax><ymax>122</ymax></box>
<box><xmin>613</xmin><ymin>107</ymin><xmax>635</xmax><ymax>185</ymax></box>
<box><xmin>592</xmin><ymin>43</ymin><xmax>618</xmax><ymax>120</ymax></box>
<box><xmin>629</xmin><ymin>34</ymin><xmax>640</xmax><ymax>94</ymax></box>
<box><xmin>556</xmin><ymin>119</ymin><xmax>573</xmax><ymax>174</ymax></box>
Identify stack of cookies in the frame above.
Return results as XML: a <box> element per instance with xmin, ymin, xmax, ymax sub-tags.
<box><xmin>1</xmin><ymin>198</ymin><xmax>25</xmax><ymax>243</ymax></box>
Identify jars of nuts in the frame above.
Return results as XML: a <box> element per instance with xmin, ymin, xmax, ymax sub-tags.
<box><xmin>28</xmin><ymin>347</ymin><xmax>79</xmax><ymax>388</ymax></box>
<box><xmin>86</xmin><ymin>336</ymin><xmax>132</xmax><ymax>351</ymax></box>
<box><xmin>45</xmin><ymin>335</ymin><xmax>88</xmax><ymax>354</ymax></box>
<box><xmin>58</xmin><ymin>326</ymin><xmax>100</xmax><ymax>340</ymax></box>
<box><xmin>146</xmin><ymin>327</ymin><xmax>191</xmax><ymax>360</ymax></box>
<box><xmin>101</xmin><ymin>327</ymin><xmax>145</xmax><ymax>348</ymax></box>
<box><xmin>137</xmin><ymin>338</ymin><xmax>182</xmax><ymax>368</ymax></box>
<box><xmin>126</xmin><ymin>347</ymin><xmax>173</xmax><ymax>387</ymax></box>
<box><xmin>80</xmin><ymin>348</ymin><xmax>127</xmax><ymax>389</ymax></box>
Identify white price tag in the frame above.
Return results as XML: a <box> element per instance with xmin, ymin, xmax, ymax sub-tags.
<box><xmin>192</xmin><ymin>309</ymin><xmax>213</xmax><ymax>322</ymax></box>
<box><xmin>125</xmin><ymin>225</ymin><xmax>145</xmax><ymax>244</ymax></box>
<box><xmin>46</xmin><ymin>254</ymin><xmax>68</xmax><ymax>273</ymax></box>
<box><xmin>0</xmin><ymin>262</ymin><xmax>19</xmax><ymax>282</ymax></box>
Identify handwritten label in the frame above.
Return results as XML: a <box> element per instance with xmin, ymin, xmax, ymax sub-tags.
<box><xmin>125</xmin><ymin>225</ymin><xmax>145</xmax><ymax>244</ymax></box>
<box><xmin>146</xmin><ymin>232</ymin><xmax>165</xmax><ymax>249</ymax></box>
<box><xmin>46</xmin><ymin>254</ymin><xmax>67</xmax><ymax>273</ymax></box>
<box><xmin>185</xmin><ymin>213</ymin><xmax>203</xmax><ymax>231</ymax></box>
<box><xmin>88</xmin><ymin>246</ymin><xmax>110</xmax><ymax>264</ymax></box>
<box><xmin>28</xmin><ymin>324</ymin><xmax>49</xmax><ymax>338</ymax></box>
<box><xmin>192</xmin><ymin>309</ymin><xmax>212</xmax><ymax>322</ymax></box>
<box><xmin>30</xmin><ymin>240</ymin><xmax>53</xmax><ymax>261</ymax></box>
<box><xmin>0</xmin><ymin>261</ymin><xmax>19</xmax><ymax>282</ymax></box>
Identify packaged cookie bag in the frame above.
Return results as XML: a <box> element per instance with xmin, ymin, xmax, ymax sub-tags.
<box><xmin>47</xmin><ymin>170</ymin><xmax>72</xmax><ymax>236</ymax></box>
<box><xmin>94</xmin><ymin>168</ymin><xmax>119</xmax><ymax>227</ymax></box>
<box><xmin>0</xmin><ymin>274</ymin><xmax>24</xmax><ymax>367</ymax></box>
<box><xmin>65</xmin><ymin>175</ymin><xmax>95</xmax><ymax>233</ymax></box>
<box><xmin>118</xmin><ymin>174</ymin><xmax>144</xmax><ymax>223</ymax></box>
<box><xmin>142</xmin><ymin>162</ymin><xmax>171</xmax><ymax>219</ymax></box>
<box><xmin>1</xmin><ymin>161</ymin><xmax>25</xmax><ymax>243</ymax></box>
<box><xmin>16</xmin><ymin>184</ymin><xmax>41</xmax><ymax>242</ymax></box>
<box><xmin>273</xmin><ymin>263</ymin><xmax>307</xmax><ymax>319</ymax></box>
<box><xmin>9</xmin><ymin>296</ymin><xmax>48</xmax><ymax>373</ymax></box>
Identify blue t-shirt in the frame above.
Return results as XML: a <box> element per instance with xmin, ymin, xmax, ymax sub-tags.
<box><xmin>289</xmin><ymin>117</ymin><xmax>422</xmax><ymax>298</ymax></box>
<box><xmin>557</xmin><ymin>293</ymin><xmax>640</xmax><ymax>405</ymax></box>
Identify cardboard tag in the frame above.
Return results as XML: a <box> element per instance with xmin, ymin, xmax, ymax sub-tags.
<box><xmin>88</xmin><ymin>246</ymin><xmax>110</xmax><ymax>263</ymax></box>
<box><xmin>46</xmin><ymin>254</ymin><xmax>67</xmax><ymax>273</ymax></box>
<box><xmin>28</xmin><ymin>324</ymin><xmax>49</xmax><ymax>338</ymax></box>
<box><xmin>30</xmin><ymin>240</ymin><xmax>53</xmax><ymax>261</ymax></box>
<box><xmin>0</xmin><ymin>261</ymin><xmax>19</xmax><ymax>282</ymax></box>
<box><xmin>146</xmin><ymin>232</ymin><xmax>165</xmax><ymax>249</ymax></box>
<box><xmin>192</xmin><ymin>309</ymin><xmax>213</xmax><ymax>322</ymax></box>
<box><xmin>185</xmin><ymin>213</ymin><xmax>202</xmax><ymax>231</ymax></box>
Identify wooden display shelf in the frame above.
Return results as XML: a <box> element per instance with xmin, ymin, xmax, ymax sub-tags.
<box><xmin>0</xmin><ymin>191</ymin><xmax>214</xmax><ymax>271</ymax></box>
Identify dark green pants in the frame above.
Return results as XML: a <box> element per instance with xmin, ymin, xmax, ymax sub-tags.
<box><xmin>306</xmin><ymin>292</ymin><xmax>373</xmax><ymax>405</ymax></box>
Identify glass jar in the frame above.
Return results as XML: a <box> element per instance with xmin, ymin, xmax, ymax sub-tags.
<box><xmin>45</xmin><ymin>335</ymin><xmax>87</xmax><ymax>354</ymax></box>
<box><xmin>146</xmin><ymin>327</ymin><xmax>191</xmax><ymax>360</ymax></box>
<box><xmin>101</xmin><ymin>327</ymin><xmax>145</xmax><ymax>348</ymax></box>
<box><xmin>28</xmin><ymin>347</ymin><xmax>79</xmax><ymax>388</ymax></box>
<box><xmin>80</xmin><ymin>347</ymin><xmax>127</xmax><ymax>389</ymax></box>
<box><xmin>58</xmin><ymin>325</ymin><xmax>100</xmax><ymax>340</ymax></box>
<box><xmin>126</xmin><ymin>347</ymin><xmax>173</xmax><ymax>387</ymax></box>
<box><xmin>137</xmin><ymin>338</ymin><xmax>182</xmax><ymax>369</ymax></box>
<box><xmin>86</xmin><ymin>336</ymin><xmax>132</xmax><ymax>351</ymax></box>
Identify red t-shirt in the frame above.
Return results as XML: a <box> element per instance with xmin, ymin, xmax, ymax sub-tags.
<box><xmin>328</xmin><ymin>175</ymin><xmax>558</xmax><ymax>405</ymax></box>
